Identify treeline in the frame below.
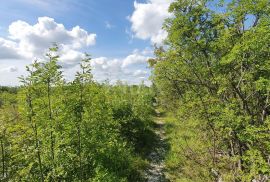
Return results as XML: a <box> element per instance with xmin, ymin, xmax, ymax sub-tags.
<box><xmin>0</xmin><ymin>86</ymin><xmax>18</xmax><ymax>94</ymax></box>
<box><xmin>151</xmin><ymin>0</ymin><xmax>270</xmax><ymax>181</ymax></box>
<box><xmin>0</xmin><ymin>47</ymin><xmax>154</xmax><ymax>181</ymax></box>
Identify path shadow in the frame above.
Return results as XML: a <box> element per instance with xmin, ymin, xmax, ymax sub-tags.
<box><xmin>143</xmin><ymin>114</ymin><xmax>171</xmax><ymax>182</ymax></box>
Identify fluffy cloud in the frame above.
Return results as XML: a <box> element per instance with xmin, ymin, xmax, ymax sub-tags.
<box><xmin>90</xmin><ymin>50</ymin><xmax>152</xmax><ymax>85</ymax></box>
<box><xmin>0</xmin><ymin>17</ymin><xmax>96</xmax><ymax>61</ymax></box>
<box><xmin>7</xmin><ymin>17</ymin><xmax>96</xmax><ymax>59</ymax></box>
<box><xmin>122</xmin><ymin>54</ymin><xmax>149</xmax><ymax>68</ymax></box>
<box><xmin>44</xmin><ymin>48</ymin><xmax>151</xmax><ymax>85</ymax></box>
<box><xmin>0</xmin><ymin>38</ymin><xmax>22</xmax><ymax>59</ymax></box>
<box><xmin>59</xmin><ymin>46</ymin><xmax>86</xmax><ymax>68</ymax></box>
<box><xmin>0</xmin><ymin>17</ymin><xmax>97</xmax><ymax>85</ymax></box>
<box><xmin>0</xmin><ymin>17</ymin><xmax>152</xmax><ymax>85</ymax></box>
<box><xmin>129</xmin><ymin>0</ymin><xmax>173</xmax><ymax>45</ymax></box>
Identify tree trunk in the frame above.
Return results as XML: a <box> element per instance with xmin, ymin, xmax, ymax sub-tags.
<box><xmin>34</xmin><ymin>124</ymin><xmax>44</xmax><ymax>182</ymax></box>
<box><xmin>28</xmin><ymin>94</ymin><xmax>44</xmax><ymax>182</ymax></box>
<box><xmin>47</xmin><ymin>81</ymin><xmax>55</xmax><ymax>162</ymax></box>
<box><xmin>78</xmin><ymin>82</ymin><xmax>83</xmax><ymax>182</ymax></box>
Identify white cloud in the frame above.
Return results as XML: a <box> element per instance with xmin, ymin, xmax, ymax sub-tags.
<box><xmin>125</xmin><ymin>27</ymin><xmax>135</xmax><ymax>44</ymax></box>
<box><xmin>0</xmin><ymin>38</ymin><xmax>22</xmax><ymax>59</ymax></box>
<box><xmin>0</xmin><ymin>17</ymin><xmax>97</xmax><ymax>85</ymax></box>
<box><xmin>91</xmin><ymin>57</ymin><xmax>122</xmax><ymax>74</ymax></box>
<box><xmin>90</xmin><ymin>49</ymin><xmax>152</xmax><ymax>85</ymax></box>
<box><xmin>0</xmin><ymin>17</ymin><xmax>96</xmax><ymax>61</ymax></box>
<box><xmin>129</xmin><ymin>0</ymin><xmax>173</xmax><ymax>45</ymax></box>
<box><xmin>0</xmin><ymin>59</ymin><xmax>29</xmax><ymax>86</ymax></box>
<box><xmin>8</xmin><ymin>17</ymin><xmax>96</xmax><ymax>58</ymax></box>
<box><xmin>0</xmin><ymin>16</ymin><xmax>152</xmax><ymax>86</ymax></box>
<box><xmin>133</xmin><ymin>69</ymin><xmax>148</xmax><ymax>77</ymax></box>
<box><xmin>59</xmin><ymin>46</ymin><xmax>85</xmax><ymax>68</ymax></box>
<box><xmin>1</xmin><ymin>66</ymin><xmax>18</xmax><ymax>73</ymax></box>
<box><xmin>122</xmin><ymin>53</ymin><xmax>150</xmax><ymax>68</ymax></box>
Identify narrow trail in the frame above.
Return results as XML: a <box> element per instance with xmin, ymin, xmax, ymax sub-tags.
<box><xmin>145</xmin><ymin>111</ymin><xmax>169</xmax><ymax>182</ymax></box>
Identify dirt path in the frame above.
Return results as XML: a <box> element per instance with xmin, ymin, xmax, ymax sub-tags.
<box><xmin>145</xmin><ymin>113</ymin><xmax>169</xmax><ymax>182</ymax></box>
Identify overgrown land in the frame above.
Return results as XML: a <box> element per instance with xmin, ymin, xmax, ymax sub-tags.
<box><xmin>1</xmin><ymin>0</ymin><xmax>270</xmax><ymax>181</ymax></box>
<box><xmin>150</xmin><ymin>0</ymin><xmax>270</xmax><ymax>181</ymax></box>
<box><xmin>0</xmin><ymin>47</ymin><xmax>157</xmax><ymax>181</ymax></box>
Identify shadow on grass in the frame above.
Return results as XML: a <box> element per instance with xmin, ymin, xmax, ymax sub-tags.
<box><xmin>143</xmin><ymin>114</ymin><xmax>171</xmax><ymax>181</ymax></box>
<box><xmin>113</xmin><ymin>104</ymin><xmax>171</xmax><ymax>181</ymax></box>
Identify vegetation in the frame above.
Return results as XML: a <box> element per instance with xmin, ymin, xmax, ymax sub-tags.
<box><xmin>150</xmin><ymin>0</ymin><xmax>270</xmax><ymax>181</ymax></box>
<box><xmin>0</xmin><ymin>46</ymin><xmax>155</xmax><ymax>181</ymax></box>
<box><xmin>1</xmin><ymin>0</ymin><xmax>270</xmax><ymax>181</ymax></box>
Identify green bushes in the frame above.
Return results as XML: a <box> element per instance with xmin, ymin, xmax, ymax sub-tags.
<box><xmin>109</xmin><ymin>84</ymin><xmax>156</xmax><ymax>157</ymax></box>
<box><xmin>0</xmin><ymin>47</ymin><xmax>154</xmax><ymax>181</ymax></box>
<box><xmin>151</xmin><ymin>0</ymin><xmax>270</xmax><ymax>181</ymax></box>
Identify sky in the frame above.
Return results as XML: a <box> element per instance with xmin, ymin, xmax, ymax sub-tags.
<box><xmin>0</xmin><ymin>0</ymin><xmax>173</xmax><ymax>86</ymax></box>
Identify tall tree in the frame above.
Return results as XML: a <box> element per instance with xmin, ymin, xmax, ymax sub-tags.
<box><xmin>73</xmin><ymin>54</ymin><xmax>93</xmax><ymax>181</ymax></box>
<box><xmin>19</xmin><ymin>61</ymin><xmax>45</xmax><ymax>182</ymax></box>
<box><xmin>152</xmin><ymin>0</ymin><xmax>270</xmax><ymax>181</ymax></box>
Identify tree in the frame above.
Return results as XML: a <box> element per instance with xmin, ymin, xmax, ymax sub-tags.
<box><xmin>19</xmin><ymin>61</ymin><xmax>45</xmax><ymax>181</ymax></box>
<box><xmin>152</xmin><ymin>0</ymin><xmax>270</xmax><ymax>181</ymax></box>
<box><xmin>0</xmin><ymin>45</ymin><xmax>156</xmax><ymax>181</ymax></box>
<box><xmin>70</xmin><ymin>53</ymin><xmax>93</xmax><ymax>181</ymax></box>
<box><xmin>18</xmin><ymin>45</ymin><xmax>65</xmax><ymax>181</ymax></box>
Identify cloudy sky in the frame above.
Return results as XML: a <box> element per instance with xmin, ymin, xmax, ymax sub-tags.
<box><xmin>0</xmin><ymin>0</ymin><xmax>173</xmax><ymax>86</ymax></box>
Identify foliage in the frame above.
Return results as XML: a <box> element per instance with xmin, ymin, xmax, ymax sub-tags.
<box><xmin>151</xmin><ymin>0</ymin><xmax>270</xmax><ymax>181</ymax></box>
<box><xmin>0</xmin><ymin>46</ymin><xmax>154</xmax><ymax>181</ymax></box>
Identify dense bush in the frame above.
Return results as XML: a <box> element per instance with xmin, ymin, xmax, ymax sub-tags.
<box><xmin>151</xmin><ymin>0</ymin><xmax>270</xmax><ymax>181</ymax></box>
<box><xmin>0</xmin><ymin>47</ymin><xmax>154</xmax><ymax>181</ymax></box>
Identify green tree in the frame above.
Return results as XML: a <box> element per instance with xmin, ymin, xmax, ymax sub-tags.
<box><xmin>19</xmin><ymin>61</ymin><xmax>45</xmax><ymax>181</ymax></box>
<box><xmin>151</xmin><ymin>0</ymin><xmax>270</xmax><ymax>181</ymax></box>
<box><xmin>67</xmin><ymin>54</ymin><xmax>93</xmax><ymax>181</ymax></box>
<box><xmin>0</xmin><ymin>45</ymin><xmax>156</xmax><ymax>181</ymax></box>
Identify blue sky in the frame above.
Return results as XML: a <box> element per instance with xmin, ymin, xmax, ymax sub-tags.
<box><xmin>0</xmin><ymin>0</ymin><xmax>148</xmax><ymax>56</ymax></box>
<box><xmin>0</xmin><ymin>0</ymin><xmax>172</xmax><ymax>85</ymax></box>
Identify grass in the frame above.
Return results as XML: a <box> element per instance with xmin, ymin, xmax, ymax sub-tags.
<box><xmin>162</xmin><ymin>111</ymin><xmax>213</xmax><ymax>182</ymax></box>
